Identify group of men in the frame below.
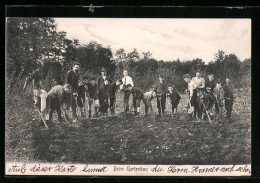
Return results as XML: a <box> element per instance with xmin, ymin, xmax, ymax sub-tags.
<box><xmin>33</xmin><ymin>62</ymin><xmax>234</xmax><ymax>124</ymax></box>
<box><xmin>183</xmin><ymin>71</ymin><xmax>234</xmax><ymax>122</ymax></box>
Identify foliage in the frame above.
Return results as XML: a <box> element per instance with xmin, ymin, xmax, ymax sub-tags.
<box><xmin>76</xmin><ymin>41</ymin><xmax>115</xmax><ymax>77</ymax></box>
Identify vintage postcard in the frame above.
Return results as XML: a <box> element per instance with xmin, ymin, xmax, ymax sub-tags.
<box><xmin>5</xmin><ymin>18</ymin><xmax>251</xmax><ymax>176</ymax></box>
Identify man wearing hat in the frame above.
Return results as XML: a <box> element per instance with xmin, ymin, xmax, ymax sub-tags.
<box><xmin>96</xmin><ymin>67</ymin><xmax>112</xmax><ymax>92</ymax></box>
<box><xmin>65</xmin><ymin>62</ymin><xmax>81</xmax><ymax>121</ymax></box>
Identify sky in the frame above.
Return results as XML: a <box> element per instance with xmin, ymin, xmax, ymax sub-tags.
<box><xmin>55</xmin><ymin>18</ymin><xmax>251</xmax><ymax>63</ymax></box>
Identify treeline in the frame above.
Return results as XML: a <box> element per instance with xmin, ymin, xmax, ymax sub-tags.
<box><xmin>6</xmin><ymin>17</ymin><xmax>251</xmax><ymax>93</ymax></box>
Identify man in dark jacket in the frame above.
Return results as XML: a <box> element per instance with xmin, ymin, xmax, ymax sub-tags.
<box><xmin>223</xmin><ymin>76</ymin><xmax>235</xmax><ymax>121</ymax></box>
<box><xmin>47</xmin><ymin>84</ymin><xmax>72</xmax><ymax>123</ymax></box>
<box><xmin>107</xmin><ymin>79</ymin><xmax>123</xmax><ymax>115</ymax></box>
<box><xmin>77</xmin><ymin>76</ymin><xmax>89</xmax><ymax>118</ymax></box>
<box><xmin>65</xmin><ymin>62</ymin><xmax>80</xmax><ymax>120</ymax></box>
<box><xmin>96</xmin><ymin>67</ymin><xmax>112</xmax><ymax>92</ymax></box>
<box><xmin>165</xmin><ymin>84</ymin><xmax>181</xmax><ymax>116</ymax></box>
<box><xmin>206</xmin><ymin>74</ymin><xmax>219</xmax><ymax>114</ymax></box>
<box><xmin>154</xmin><ymin>75</ymin><xmax>167</xmax><ymax>117</ymax></box>
<box><xmin>127</xmin><ymin>84</ymin><xmax>146</xmax><ymax>116</ymax></box>
<box><xmin>88</xmin><ymin>77</ymin><xmax>98</xmax><ymax>117</ymax></box>
<box><xmin>198</xmin><ymin>88</ymin><xmax>215</xmax><ymax>121</ymax></box>
<box><xmin>98</xmin><ymin>79</ymin><xmax>110</xmax><ymax>115</ymax></box>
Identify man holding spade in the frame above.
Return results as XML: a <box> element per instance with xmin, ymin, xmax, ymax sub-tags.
<box><xmin>183</xmin><ymin>74</ymin><xmax>197</xmax><ymax>121</ymax></box>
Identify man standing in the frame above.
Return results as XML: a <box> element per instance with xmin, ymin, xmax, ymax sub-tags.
<box><xmin>98</xmin><ymin>79</ymin><xmax>110</xmax><ymax>115</ymax></box>
<box><xmin>183</xmin><ymin>74</ymin><xmax>198</xmax><ymax>120</ymax></box>
<box><xmin>213</xmin><ymin>79</ymin><xmax>225</xmax><ymax>122</ymax></box>
<box><xmin>223</xmin><ymin>76</ymin><xmax>234</xmax><ymax>121</ymax></box>
<box><xmin>107</xmin><ymin>79</ymin><xmax>123</xmax><ymax>115</ymax></box>
<box><xmin>154</xmin><ymin>75</ymin><xmax>167</xmax><ymax>118</ymax></box>
<box><xmin>88</xmin><ymin>77</ymin><xmax>98</xmax><ymax>118</ymax></box>
<box><xmin>77</xmin><ymin>76</ymin><xmax>89</xmax><ymax>118</ymax></box>
<box><xmin>206</xmin><ymin>74</ymin><xmax>219</xmax><ymax>114</ymax></box>
<box><xmin>192</xmin><ymin>71</ymin><xmax>205</xmax><ymax>89</ymax></box>
<box><xmin>165</xmin><ymin>84</ymin><xmax>181</xmax><ymax>116</ymax></box>
<box><xmin>192</xmin><ymin>71</ymin><xmax>205</xmax><ymax>119</ymax></box>
<box><xmin>206</xmin><ymin>74</ymin><xmax>216</xmax><ymax>93</ymax></box>
<box><xmin>120</xmin><ymin>69</ymin><xmax>134</xmax><ymax>113</ymax></box>
<box><xmin>65</xmin><ymin>62</ymin><xmax>80</xmax><ymax>121</ymax></box>
<box><xmin>96</xmin><ymin>67</ymin><xmax>111</xmax><ymax>92</ymax></box>
<box><xmin>47</xmin><ymin>84</ymin><xmax>72</xmax><ymax>123</ymax></box>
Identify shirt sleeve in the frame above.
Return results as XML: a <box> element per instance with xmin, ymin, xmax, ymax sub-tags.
<box><xmin>189</xmin><ymin>82</ymin><xmax>195</xmax><ymax>97</ymax></box>
<box><xmin>129</xmin><ymin>77</ymin><xmax>134</xmax><ymax>87</ymax></box>
<box><xmin>201</xmin><ymin>78</ymin><xmax>205</xmax><ymax>88</ymax></box>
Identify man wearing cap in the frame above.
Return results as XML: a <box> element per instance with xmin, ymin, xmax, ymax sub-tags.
<box><xmin>65</xmin><ymin>62</ymin><xmax>81</xmax><ymax>121</ymax></box>
<box><xmin>120</xmin><ymin>69</ymin><xmax>134</xmax><ymax>113</ymax></box>
<box><xmin>47</xmin><ymin>84</ymin><xmax>72</xmax><ymax>123</ymax></box>
<box><xmin>223</xmin><ymin>76</ymin><xmax>235</xmax><ymax>121</ymax></box>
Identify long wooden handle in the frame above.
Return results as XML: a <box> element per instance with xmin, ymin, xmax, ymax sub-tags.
<box><xmin>36</xmin><ymin>108</ymin><xmax>48</xmax><ymax>129</ymax></box>
<box><xmin>202</xmin><ymin>103</ymin><xmax>212</xmax><ymax>123</ymax></box>
<box><xmin>23</xmin><ymin>77</ymin><xmax>29</xmax><ymax>90</ymax></box>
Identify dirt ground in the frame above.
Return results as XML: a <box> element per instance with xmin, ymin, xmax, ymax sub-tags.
<box><xmin>6</xmin><ymin>89</ymin><xmax>251</xmax><ymax>165</ymax></box>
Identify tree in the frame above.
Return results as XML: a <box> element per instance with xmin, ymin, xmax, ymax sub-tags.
<box><xmin>6</xmin><ymin>18</ymin><xmax>57</xmax><ymax>81</ymax></box>
<box><xmin>115</xmin><ymin>48</ymin><xmax>127</xmax><ymax>63</ymax></box>
<box><xmin>142</xmin><ymin>51</ymin><xmax>152</xmax><ymax>61</ymax></box>
<box><xmin>127</xmin><ymin>48</ymin><xmax>140</xmax><ymax>62</ymax></box>
<box><xmin>76</xmin><ymin>41</ymin><xmax>115</xmax><ymax>76</ymax></box>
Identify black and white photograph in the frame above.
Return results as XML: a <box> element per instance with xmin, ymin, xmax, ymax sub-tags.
<box><xmin>5</xmin><ymin>17</ymin><xmax>251</xmax><ymax>176</ymax></box>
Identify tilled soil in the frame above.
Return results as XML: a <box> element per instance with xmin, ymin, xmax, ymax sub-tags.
<box><xmin>7</xmin><ymin>90</ymin><xmax>251</xmax><ymax>165</ymax></box>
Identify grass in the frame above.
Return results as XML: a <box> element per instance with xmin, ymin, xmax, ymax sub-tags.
<box><xmin>5</xmin><ymin>87</ymin><xmax>251</xmax><ymax>165</ymax></box>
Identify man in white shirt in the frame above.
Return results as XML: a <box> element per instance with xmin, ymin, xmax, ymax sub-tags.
<box><xmin>192</xmin><ymin>71</ymin><xmax>205</xmax><ymax>120</ymax></box>
<box><xmin>184</xmin><ymin>74</ymin><xmax>198</xmax><ymax>120</ymax></box>
<box><xmin>192</xmin><ymin>71</ymin><xmax>205</xmax><ymax>89</ymax></box>
<box><xmin>120</xmin><ymin>70</ymin><xmax>134</xmax><ymax>113</ymax></box>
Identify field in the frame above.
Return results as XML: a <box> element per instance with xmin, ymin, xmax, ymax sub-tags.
<box><xmin>5</xmin><ymin>88</ymin><xmax>251</xmax><ymax>165</ymax></box>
